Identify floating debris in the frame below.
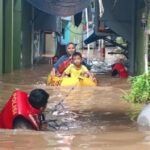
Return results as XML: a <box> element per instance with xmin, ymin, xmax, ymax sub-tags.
<box><xmin>43</xmin><ymin>101</ymin><xmax>79</xmax><ymax>131</ymax></box>
<box><xmin>90</xmin><ymin>59</ymin><xmax>112</xmax><ymax>74</ymax></box>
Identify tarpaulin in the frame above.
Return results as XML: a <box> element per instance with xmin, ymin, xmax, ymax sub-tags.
<box><xmin>34</xmin><ymin>9</ymin><xmax>61</xmax><ymax>32</ymax></box>
<box><xmin>84</xmin><ymin>32</ymin><xmax>104</xmax><ymax>44</ymax></box>
<box><xmin>84</xmin><ymin>28</ymin><xmax>117</xmax><ymax>44</ymax></box>
<box><xmin>26</xmin><ymin>0</ymin><xmax>91</xmax><ymax>16</ymax></box>
<box><xmin>84</xmin><ymin>32</ymin><xmax>127</xmax><ymax>50</ymax></box>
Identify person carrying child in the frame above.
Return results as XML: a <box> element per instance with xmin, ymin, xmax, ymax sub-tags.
<box><xmin>62</xmin><ymin>52</ymin><xmax>93</xmax><ymax>79</ymax></box>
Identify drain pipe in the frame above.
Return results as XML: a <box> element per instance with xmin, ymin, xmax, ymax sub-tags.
<box><xmin>144</xmin><ymin>30</ymin><xmax>149</xmax><ymax>75</ymax></box>
<box><xmin>85</xmin><ymin>8</ymin><xmax>91</xmax><ymax>63</ymax></box>
<box><xmin>143</xmin><ymin>2</ymin><xmax>149</xmax><ymax>75</ymax></box>
<box><xmin>31</xmin><ymin>6</ymin><xmax>34</xmax><ymax>65</ymax></box>
<box><xmin>11</xmin><ymin>0</ymin><xmax>14</xmax><ymax>72</ymax></box>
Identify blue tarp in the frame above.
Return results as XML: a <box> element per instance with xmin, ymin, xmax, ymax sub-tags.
<box><xmin>84</xmin><ymin>32</ymin><xmax>105</xmax><ymax>44</ymax></box>
<box><xmin>84</xmin><ymin>32</ymin><xmax>127</xmax><ymax>50</ymax></box>
<box><xmin>26</xmin><ymin>0</ymin><xmax>91</xmax><ymax>16</ymax></box>
<box><xmin>34</xmin><ymin>9</ymin><xmax>60</xmax><ymax>32</ymax></box>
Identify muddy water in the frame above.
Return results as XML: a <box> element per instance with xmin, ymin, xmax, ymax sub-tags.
<box><xmin>0</xmin><ymin>64</ymin><xmax>150</xmax><ymax>150</ymax></box>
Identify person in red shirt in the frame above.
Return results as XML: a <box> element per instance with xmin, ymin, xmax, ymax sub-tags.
<box><xmin>111</xmin><ymin>59</ymin><xmax>128</xmax><ymax>78</ymax></box>
<box><xmin>0</xmin><ymin>89</ymin><xmax>49</xmax><ymax>130</ymax></box>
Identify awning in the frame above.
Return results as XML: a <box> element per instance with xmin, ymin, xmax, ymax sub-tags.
<box><xmin>84</xmin><ymin>29</ymin><xmax>116</xmax><ymax>44</ymax></box>
<box><xmin>84</xmin><ymin>32</ymin><xmax>104</xmax><ymax>44</ymax></box>
<box><xmin>26</xmin><ymin>0</ymin><xmax>91</xmax><ymax>17</ymax></box>
<box><xmin>84</xmin><ymin>32</ymin><xmax>127</xmax><ymax>50</ymax></box>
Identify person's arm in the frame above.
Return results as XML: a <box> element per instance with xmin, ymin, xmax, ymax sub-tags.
<box><xmin>13</xmin><ymin>116</ymin><xmax>33</xmax><ymax>130</ymax></box>
<box><xmin>62</xmin><ymin>65</ymin><xmax>71</xmax><ymax>77</ymax></box>
<box><xmin>82</xmin><ymin>66</ymin><xmax>91</xmax><ymax>77</ymax></box>
<box><xmin>53</xmin><ymin>55</ymin><xmax>67</xmax><ymax>70</ymax></box>
<box><xmin>51</xmin><ymin>55</ymin><xmax>67</xmax><ymax>76</ymax></box>
<box><xmin>82</xmin><ymin>65</ymin><xmax>96</xmax><ymax>80</ymax></box>
<box><xmin>50</xmin><ymin>68</ymin><xmax>56</xmax><ymax>76</ymax></box>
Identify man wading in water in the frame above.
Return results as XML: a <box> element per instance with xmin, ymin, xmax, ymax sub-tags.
<box><xmin>0</xmin><ymin>89</ymin><xmax>49</xmax><ymax>130</ymax></box>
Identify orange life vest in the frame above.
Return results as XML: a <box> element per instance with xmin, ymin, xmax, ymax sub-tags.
<box><xmin>112</xmin><ymin>63</ymin><xmax>128</xmax><ymax>78</ymax></box>
<box><xmin>0</xmin><ymin>91</ymin><xmax>42</xmax><ymax>130</ymax></box>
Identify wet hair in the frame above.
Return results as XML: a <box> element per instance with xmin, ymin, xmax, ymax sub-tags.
<box><xmin>29</xmin><ymin>89</ymin><xmax>49</xmax><ymax>109</ymax></box>
<box><xmin>72</xmin><ymin>52</ymin><xmax>82</xmax><ymax>59</ymax></box>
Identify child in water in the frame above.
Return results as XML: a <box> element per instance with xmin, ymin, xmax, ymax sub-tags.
<box><xmin>62</xmin><ymin>52</ymin><xmax>92</xmax><ymax>79</ymax></box>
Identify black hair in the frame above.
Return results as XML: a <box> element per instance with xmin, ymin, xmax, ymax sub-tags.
<box><xmin>66</xmin><ymin>42</ymin><xmax>76</xmax><ymax>49</ymax></box>
<box><xmin>72</xmin><ymin>52</ymin><xmax>82</xmax><ymax>59</ymax></box>
<box><xmin>29</xmin><ymin>89</ymin><xmax>49</xmax><ymax>109</ymax></box>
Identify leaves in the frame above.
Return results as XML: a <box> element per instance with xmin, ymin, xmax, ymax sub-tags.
<box><xmin>124</xmin><ymin>71</ymin><xmax>150</xmax><ymax>104</ymax></box>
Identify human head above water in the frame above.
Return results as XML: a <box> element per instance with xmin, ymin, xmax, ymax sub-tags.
<box><xmin>116</xmin><ymin>58</ymin><xmax>125</xmax><ymax>64</ymax></box>
<box><xmin>72</xmin><ymin>52</ymin><xmax>82</xmax><ymax>67</ymax></box>
<box><xmin>66</xmin><ymin>42</ymin><xmax>76</xmax><ymax>56</ymax></box>
<box><xmin>29</xmin><ymin>89</ymin><xmax>49</xmax><ymax>110</ymax></box>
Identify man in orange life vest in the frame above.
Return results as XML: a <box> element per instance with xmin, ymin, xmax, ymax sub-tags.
<box><xmin>0</xmin><ymin>89</ymin><xmax>49</xmax><ymax>130</ymax></box>
<box><xmin>111</xmin><ymin>59</ymin><xmax>128</xmax><ymax>78</ymax></box>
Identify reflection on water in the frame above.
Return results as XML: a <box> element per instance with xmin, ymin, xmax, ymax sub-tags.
<box><xmin>0</xmin><ymin>64</ymin><xmax>150</xmax><ymax>150</ymax></box>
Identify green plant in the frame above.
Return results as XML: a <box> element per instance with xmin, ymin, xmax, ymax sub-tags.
<box><xmin>124</xmin><ymin>72</ymin><xmax>150</xmax><ymax>104</ymax></box>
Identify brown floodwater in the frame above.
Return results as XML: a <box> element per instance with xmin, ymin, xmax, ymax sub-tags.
<box><xmin>0</xmin><ymin>64</ymin><xmax>150</xmax><ymax>150</ymax></box>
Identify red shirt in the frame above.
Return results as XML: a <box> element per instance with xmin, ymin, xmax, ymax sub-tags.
<box><xmin>112</xmin><ymin>63</ymin><xmax>128</xmax><ymax>78</ymax></box>
<box><xmin>0</xmin><ymin>91</ymin><xmax>42</xmax><ymax>130</ymax></box>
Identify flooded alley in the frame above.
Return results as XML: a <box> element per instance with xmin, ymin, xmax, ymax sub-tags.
<box><xmin>0</xmin><ymin>0</ymin><xmax>150</xmax><ymax>149</ymax></box>
<box><xmin>0</xmin><ymin>64</ymin><xmax>150</xmax><ymax>150</ymax></box>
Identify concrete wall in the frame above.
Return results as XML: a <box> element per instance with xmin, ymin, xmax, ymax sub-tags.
<box><xmin>135</xmin><ymin>8</ymin><xmax>145</xmax><ymax>75</ymax></box>
<box><xmin>0</xmin><ymin>0</ymin><xmax>33</xmax><ymax>73</ymax></box>
<box><xmin>13</xmin><ymin>0</ymin><xmax>22</xmax><ymax>70</ymax></box>
<box><xmin>134</xmin><ymin>1</ymin><xmax>150</xmax><ymax>75</ymax></box>
<box><xmin>4</xmin><ymin>0</ymin><xmax>14</xmax><ymax>73</ymax></box>
<box><xmin>21</xmin><ymin>0</ymin><xmax>32</xmax><ymax>68</ymax></box>
<box><xmin>0</xmin><ymin>0</ymin><xmax>3</xmax><ymax>74</ymax></box>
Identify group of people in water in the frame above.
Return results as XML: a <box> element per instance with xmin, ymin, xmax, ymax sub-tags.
<box><xmin>0</xmin><ymin>42</ymin><xmax>128</xmax><ymax>130</ymax></box>
<box><xmin>51</xmin><ymin>42</ymin><xmax>128</xmax><ymax>80</ymax></box>
<box><xmin>50</xmin><ymin>42</ymin><xmax>93</xmax><ymax>79</ymax></box>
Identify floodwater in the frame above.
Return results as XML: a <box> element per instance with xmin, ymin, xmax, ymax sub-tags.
<box><xmin>0</xmin><ymin>64</ymin><xmax>150</xmax><ymax>150</ymax></box>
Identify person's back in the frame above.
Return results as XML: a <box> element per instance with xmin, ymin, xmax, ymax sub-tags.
<box><xmin>112</xmin><ymin>59</ymin><xmax>128</xmax><ymax>78</ymax></box>
<box><xmin>0</xmin><ymin>91</ymin><xmax>29</xmax><ymax>129</ymax></box>
<box><xmin>0</xmin><ymin>89</ymin><xmax>49</xmax><ymax>130</ymax></box>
